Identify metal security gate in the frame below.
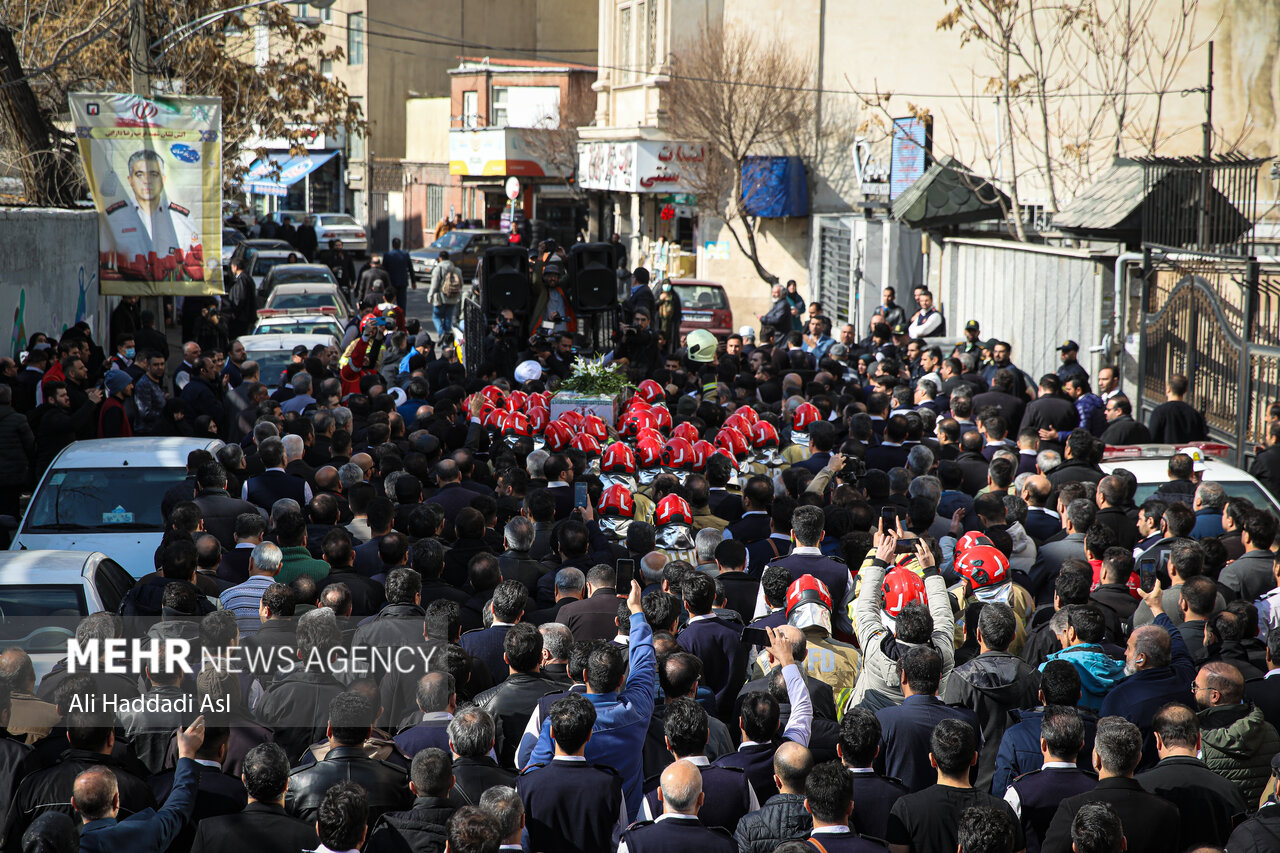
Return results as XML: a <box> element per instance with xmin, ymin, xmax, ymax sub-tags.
<box><xmin>1138</xmin><ymin>253</ymin><xmax>1280</xmax><ymax>465</ymax></box>
<box><xmin>817</xmin><ymin>220</ymin><xmax>851</xmax><ymax>323</ymax></box>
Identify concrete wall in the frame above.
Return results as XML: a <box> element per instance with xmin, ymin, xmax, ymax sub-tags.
<box><xmin>0</xmin><ymin>208</ymin><xmax>100</xmax><ymax>357</ymax></box>
<box><xmin>405</xmin><ymin>98</ymin><xmax>451</xmax><ymax>163</ymax></box>
<box><xmin>938</xmin><ymin>238</ymin><xmax>1111</xmax><ymax>380</ymax></box>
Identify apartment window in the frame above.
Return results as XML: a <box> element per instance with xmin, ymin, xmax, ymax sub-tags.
<box><xmin>618</xmin><ymin>6</ymin><xmax>632</xmax><ymax>81</ymax></box>
<box><xmin>646</xmin><ymin>0</ymin><xmax>658</xmax><ymax>68</ymax></box>
<box><xmin>492</xmin><ymin>87</ymin><xmax>509</xmax><ymax>127</ymax></box>
<box><xmin>462</xmin><ymin>91</ymin><xmax>479</xmax><ymax>128</ymax></box>
<box><xmin>348</xmin><ymin>12</ymin><xmax>364</xmax><ymax>66</ymax></box>
<box><xmin>320</xmin><ymin>58</ymin><xmax>333</xmax><ymax>78</ymax></box>
<box><xmin>349</xmin><ymin>97</ymin><xmax>365</xmax><ymax>162</ymax></box>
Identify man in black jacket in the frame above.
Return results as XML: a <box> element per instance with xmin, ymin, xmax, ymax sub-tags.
<box><xmin>448</xmin><ymin>705</ymin><xmax>516</xmax><ymax>806</ymax></box>
<box><xmin>120</xmin><ymin>539</ymin><xmax>216</xmax><ymax>638</ymax></box>
<box><xmin>1100</xmin><ymin>396</ymin><xmax>1152</xmax><ymax>445</ymax></box>
<box><xmin>28</xmin><ymin>380</ymin><xmax>101</xmax><ymax>476</ymax></box>
<box><xmin>365</xmin><ymin>748</ymin><xmax>458</xmax><ymax>853</ymax></box>
<box><xmin>0</xmin><ymin>385</ymin><xmax>34</xmax><ymax>518</ymax></box>
<box><xmin>190</xmin><ymin>743</ymin><xmax>319</xmax><ymax>853</ymax></box>
<box><xmin>255</xmin><ymin>611</ymin><xmax>346</xmax><ymax>761</ymax></box>
<box><xmin>475</xmin><ymin>623</ymin><xmax>557</xmax><ymax>769</ymax></box>
<box><xmin>1147</xmin><ymin>374</ymin><xmax>1207</xmax><ymax>444</ymax></box>
<box><xmin>285</xmin><ymin>692</ymin><xmax>411</xmax><ymax>826</ymax></box>
<box><xmin>352</xmin><ymin>568</ymin><xmax>430</xmax><ymax>680</ymax></box>
<box><xmin>193</xmin><ymin>461</ymin><xmax>261</xmax><ymax>550</ymax></box>
<box><xmin>733</xmin><ymin>741</ymin><xmax>813</xmax><ymax>853</ymax></box>
<box><xmin>497</xmin><ymin>516</ymin><xmax>543</xmax><ymax>594</ymax></box>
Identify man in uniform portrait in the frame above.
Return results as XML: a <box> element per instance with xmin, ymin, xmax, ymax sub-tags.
<box><xmin>102</xmin><ymin>148</ymin><xmax>205</xmax><ymax>282</ymax></box>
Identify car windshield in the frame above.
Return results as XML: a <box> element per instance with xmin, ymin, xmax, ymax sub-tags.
<box><xmin>25</xmin><ymin>467</ymin><xmax>187</xmax><ymax>532</ymax></box>
<box><xmin>270</xmin><ymin>267</ymin><xmax>336</xmax><ymax>286</ymax></box>
<box><xmin>267</xmin><ymin>292</ymin><xmax>343</xmax><ymax>312</ymax></box>
<box><xmin>245</xmin><ymin>350</ymin><xmax>296</xmax><ymax>386</ymax></box>
<box><xmin>673</xmin><ymin>285</ymin><xmax>727</xmax><ymax>310</ymax></box>
<box><xmin>223</xmin><ymin>229</ymin><xmax>244</xmax><ymax>246</ymax></box>
<box><xmin>427</xmin><ymin>232</ymin><xmax>472</xmax><ymax>252</ymax></box>
<box><xmin>0</xmin><ymin>585</ymin><xmax>87</xmax><ymax>649</ymax></box>
<box><xmin>1133</xmin><ymin>479</ymin><xmax>1276</xmax><ymax>510</ymax></box>
<box><xmin>253</xmin><ymin>319</ymin><xmax>343</xmax><ymax>337</ymax></box>
<box><xmin>318</xmin><ymin>215</ymin><xmax>361</xmax><ymax>228</ymax></box>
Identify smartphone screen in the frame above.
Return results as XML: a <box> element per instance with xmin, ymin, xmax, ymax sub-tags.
<box><xmin>740</xmin><ymin>627</ymin><xmax>771</xmax><ymax>647</ymax></box>
<box><xmin>1138</xmin><ymin>556</ymin><xmax>1158</xmax><ymax>593</ymax></box>
<box><xmin>880</xmin><ymin>507</ymin><xmax>898</xmax><ymax>527</ymax></box>
<box><xmin>894</xmin><ymin>538</ymin><xmax>919</xmax><ymax>554</ymax></box>
<box><xmin>573</xmin><ymin>482</ymin><xmax>589</xmax><ymax>508</ymax></box>
<box><xmin>616</xmin><ymin>558</ymin><xmax>635</xmax><ymax>584</ymax></box>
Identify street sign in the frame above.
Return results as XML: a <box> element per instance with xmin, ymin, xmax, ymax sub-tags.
<box><xmin>505</xmin><ymin>176</ymin><xmax>520</xmax><ymax>200</ymax></box>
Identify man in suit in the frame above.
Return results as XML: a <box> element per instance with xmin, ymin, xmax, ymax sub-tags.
<box><xmin>676</xmin><ymin>573</ymin><xmax>748</xmax><ymax>722</ymax></box>
<box><xmin>148</xmin><ymin>725</ymin><xmax>247</xmax><ymax>853</ymax></box>
<box><xmin>461</xmin><ymin>580</ymin><xmax>527</xmax><ymax>682</ymax></box>
<box><xmin>193</xmin><ymin>462</ymin><xmax>261</xmax><ymax>549</ymax></box>
<box><xmin>874</xmin><ymin>646</ymin><xmax>981</xmax><ymax>793</ymax></box>
<box><xmin>1039</xmin><ymin>716</ymin><xmax>1181</xmax><ymax>853</ymax></box>
<box><xmin>792</xmin><ymin>422</ymin><xmax>836</xmax><ymax>476</ymax></box>
<box><xmin>393</xmin><ymin>672</ymin><xmax>456</xmax><ymax>754</ymax></box>
<box><xmin>800</xmin><ymin>760</ymin><xmax>888</xmax><ymax>852</ymax></box>
<box><xmin>724</xmin><ymin>478</ymin><xmax>774</xmax><ymax>545</ymax></box>
<box><xmin>543</xmin><ymin>454</ymin><xmax>577</xmax><ymax>520</ymax></box>
<box><xmin>1021</xmin><ymin>475</ymin><xmax>1062</xmax><ymax>544</ymax></box>
<box><xmin>558</xmin><ymin>563</ymin><xmax>623</xmax><ymax>642</ymax></box>
<box><xmin>836</xmin><ymin>708</ymin><xmax>908</xmax><ymax>844</ymax></box>
<box><xmin>190</xmin><ymin>742</ymin><xmax>319</xmax><ymax>853</ymax></box>
<box><xmin>1003</xmin><ymin>705</ymin><xmax>1098</xmax><ymax>852</ymax></box>
<box><xmin>497</xmin><ymin>516</ymin><xmax>543</xmax><ymax>594</ymax></box>
<box><xmin>974</xmin><ymin>369</ymin><xmax>1026</xmax><ymax>430</ymax></box>
<box><xmin>241</xmin><ymin>437</ymin><xmax>310</xmax><ymax>510</ymax></box>
<box><xmin>475</xmin><ymin>623</ymin><xmax>558</xmax><ymax>768</ymax></box>
<box><xmin>424</xmin><ymin>459</ymin><xmax>476</xmax><ymax>530</ymax></box>
<box><xmin>74</xmin><ymin>716</ymin><xmax>208</xmax><ymax>853</ymax></box>
<box><xmin>621</xmin><ymin>759</ymin><xmax>737</xmax><ymax>852</ymax></box>
<box><xmin>1245</xmin><ymin>631</ymin><xmax>1280</xmax><ymax>732</ymax></box>
<box><xmin>865</xmin><ymin>416</ymin><xmax>913</xmax><ymax>473</ymax></box>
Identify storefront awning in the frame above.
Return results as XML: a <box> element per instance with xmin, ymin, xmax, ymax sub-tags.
<box><xmin>244</xmin><ymin>151</ymin><xmax>337</xmax><ymax>197</ymax></box>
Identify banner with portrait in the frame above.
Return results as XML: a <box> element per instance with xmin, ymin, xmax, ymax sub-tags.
<box><xmin>70</xmin><ymin>93</ymin><xmax>223</xmax><ymax>296</ymax></box>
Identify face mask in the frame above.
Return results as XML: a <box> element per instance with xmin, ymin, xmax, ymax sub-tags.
<box><xmin>662</xmin><ymin>283</ymin><xmax>671</xmax><ymax>292</ymax></box>
<box><xmin>125</xmin><ymin>348</ymin><xmax>135</xmax><ymax>359</ymax></box>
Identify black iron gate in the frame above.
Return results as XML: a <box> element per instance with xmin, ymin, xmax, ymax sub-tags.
<box><xmin>1138</xmin><ymin>252</ymin><xmax>1280</xmax><ymax>465</ymax></box>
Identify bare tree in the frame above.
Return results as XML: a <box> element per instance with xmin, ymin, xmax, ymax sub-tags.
<box><xmin>666</xmin><ymin>24</ymin><xmax>816</xmax><ymax>286</ymax></box>
<box><xmin>0</xmin><ymin>0</ymin><xmax>364</xmax><ymax>202</ymax></box>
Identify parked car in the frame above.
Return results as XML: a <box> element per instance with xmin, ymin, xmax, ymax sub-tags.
<box><xmin>262</xmin><ymin>282</ymin><xmax>351</xmax><ymax>321</ymax></box>
<box><xmin>252</xmin><ymin>314</ymin><xmax>345</xmax><ymax>339</ymax></box>
<box><xmin>11</xmin><ymin>438</ymin><xmax>225</xmax><ymax>576</ymax></box>
<box><xmin>1100</xmin><ymin>441</ymin><xmax>1280</xmax><ymax>514</ymax></box>
<box><xmin>228</xmin><ymin>238</ymin><xmax>293</xmax><ymax>270</ymax></box>
<box><xmin>671</xmin><ymin>279</ymin><xmax>734</xmax><ymax>339</ymax></box>
<box><xmin>239</xmin><ymin>333</ymin><xmax>337</xmax><ymax>390</ymax></box>
<box><xmin>221</xmin><ymin>228</ymin><xmax>245</xmax><ymax>264</ymax></box>
<box><xmin>410</xmin><ymin>229</ymin><xmax>509</xmax><ymax>284</ymax></box>
<box><xmin>258</xmin><ymin>263</ymin><xmax>338</xmax><ymax>300</ymax></box>
<box><xmin>312</xmin><ymin>213</ymin><xmax>368</xmax><ymax>255</ymax></box>
<box><xmin>0</xmin><ymin>550</ymin><xmax>135</xmax><ymax>681</ymax></box>
<box><xmin>247</xmin><ymin>249</ymin><xmax>303</xmax><ymax>294</ymax></box>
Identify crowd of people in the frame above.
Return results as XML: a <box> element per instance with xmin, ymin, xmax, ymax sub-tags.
<box><xmin>3</xmin><ymin>264</ymin><xmax>1280</xmax><ymax>853</ymax></box>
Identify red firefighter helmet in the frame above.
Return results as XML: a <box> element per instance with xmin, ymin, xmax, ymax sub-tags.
<box><xmin>637</xmin><ymin>379</ymin><xmax>665</xmax><ymax>404</ymax></box>
<box><xmin>599</xmin><ymin>485</ymin><xmax>636</xmax><ymax>518</ymax></box>
<box><xmin>786</xmin><ymin>574</ymin><xmax>833</xmax><ymax>616</ymax></box>
<box><xmin>559</xmin><ymin>411</ymin><xmax>584</xmax><ymax>431</ymax></box>
<box><xmin>955</xmin><ymin>532</ymin><xmax>994</xmax><ymax>558</ymax></box>
<box><xmin>625</xmin><ymin>395</ymin><xmax>651</xmax><ymax>413</ymax></box>
<box><xmin>527</xmin><ymin>406</ymin><xmax>549</xmax><ymax>434</ymax></box>
<box><xmin>793</xmin><ymin>402</ymin><xmax>821</xmax><ymax>433</ymax></box>
<box><xmin>504</xmin><ymin>390</ymin><xmax>528</xmax><ymax>412</ymax></box>
<box><xmin>570</xmin><ymin>433</ymin><xmax>601</xmax><ymax>456</ymax></box>
<box><xmin>636</xmin><ymin>435</ymin><xmax>665</xmax><ymax>469</ymax></box>
<box><xmin>654</xmin><ymin>494</ymin><xmax>693</xmax><ymax>526</ymax></box>
<box><xmin>502</xmin><ymin>411</ymin><xmax>530</xmax><ymax>439</ymax></box>
<box><xmin>724</xmin><ymin>412</ymin><xmax>750</xmax><ymax>436</ymax></box>
<box><xmin>480</xmin><ymin>385</ymin><xmax>506</xmax><ymax>408</ymax></box>
<box><xmin>636</xmin><ymin>427</ymin><xmax>666</xmax><ymax>446</ymax></box>
<box><xmin>649</xmin><ymin>405</ymin><xmax>672</xmax><ymax>432</ymax></box>
<box><xmin>881</xmin><ymin>566</ymin><xmax>927</xmax><ymax>618</ymax></box>
<box><xmin>716</xmin><ymin>428</ymin><xmax>751</xmax><ymax>461</ymax></box>
<box><xmin>484</xmin><ymin>408</ymin><xmax>506</xmax><ymax>431</ymax></box>
<box><xmin>601</xmin><ymin>441</ymin><xmax>637</xmax><ymax>474</ymax></box>
<box><xmin>955</xmin><ymin>545</ymin><xmax>1011</xmax><ymax>589</ymax></box>
<box><xmin>580</xmin><ymin>414</ymin><xmax>609</xmax><ymax>444</ymax></box>
<box><xmin>544</xmin><ymin>420</ymin><xmax>574</xmax><ymax>452</ymax></box>
<box><xmin>737</xmin><ymin>406</ymin><xmax>760</xmax><ymax>427</ymax></box>
<box><xmin>752</xmin><ymin>420</ymin><xmax>780</xmax><ymax>449</ymax></box>
<box><xmin>661</xmin><ymin>437</ymin><xmax>695</xmax><ymax>470</ymax></box>
<box><xmin>620</xmin><ymin>409</ymin><xmax>656</xmax><ymax>439</ymax></box>
<box><xmin>528</xmin><ymin>392</ymin><xmax>550</xmax><ymax>410</ymax></box>
<box><xmin>691</xmin><ymin>440</ymin><xmax>718</xmax><ymax>471</ymax></box>
<box><xmin>672</xmin><ymin>422</ymin><xmax>700</xmax><ymax>444</ymax></box>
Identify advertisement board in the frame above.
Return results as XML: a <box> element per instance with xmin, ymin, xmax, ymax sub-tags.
<box><xmin>576</xmin><ymin>140</ymin><xmax>701</xmax><ymax>193</ymax></box>
<box><xmin>69</xmin><ymin>93</ymin><xmax>223</xmax><ymax>296</ymax></box>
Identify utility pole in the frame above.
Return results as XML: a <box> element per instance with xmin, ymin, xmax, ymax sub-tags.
<box><xmin>1197</xmin><ymin>40</ymin><xmax>1213</xmax><ymax>250</ymax></box>
<box><xmin>129</xmin><ymin>0</ymin><xmax>149</xmax><ymax>96</ymax></box>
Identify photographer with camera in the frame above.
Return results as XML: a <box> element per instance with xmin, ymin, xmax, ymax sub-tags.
<box><xmin>613</xmin><ymin>307</ymin><xmax>661</xmax><ymax>377</ymax></box>
<box><xmin>529</xmin><ymin>260</ymin><xmax>576</xmax><ymax>335</ymax></box>
<box><xmin>484</xmin><ymin>308</ymin><xmax>521</xmax><ymax>379</ymax></box>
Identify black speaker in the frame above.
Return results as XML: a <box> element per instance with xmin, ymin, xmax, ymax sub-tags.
<box><xmin>482</xmin><ymin>247</ymin><xmax>530</xmax><ymax>313</ymax></box>
<box><xmin>568</xmin><ymin>241</ymin><xmax>618</xmax><ymax>311</ymax></box>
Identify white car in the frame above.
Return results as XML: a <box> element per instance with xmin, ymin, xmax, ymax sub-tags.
<box><xmin>312</xmin><ymin>213</ymin><xmax>368</xmax><ymax>255</ymax></box>
<box><xmin>239</xmin><ymin>332</ymin><xmax>337</xmax><ymax>390</ymax></box>
<box><xmin>12</xmin><ymin>438</ymin><xmax>225</xmax><ymax>577</ymax></box>
<box><xmin>1100</xmin><ymin>442</ymin><xmax>1280</xmax><ymax>514</ymax></box>
<box><xmin>251</xmin><ymin>313</ymin><xmax>345</xmax><ymax>340</ymax></box>
<box><xmin>0</xmin><ymin>550</ymin><xmax>135</xmax><ymax>681</ymax></box>
<box><xmin>262</xmin><ymin>282</ymin><xmax>351</xmax><ymax>322</ymax></box>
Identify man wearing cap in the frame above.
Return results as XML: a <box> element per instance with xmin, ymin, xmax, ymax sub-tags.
<box><xmin>1057</xmin><ymin>341</ymin><xmax>1090</xmax><ymax>386</ymax></box>
<box><xmin>531</xmin><ymin>260</ymin><xmax>575</xmax><ymax>334</ymax></box>
<box><xmin>98</xmin><ymin>368</ymin><xmax>135</xmax><ymax>438</ymax></box>
<box><xmin>955</xmin><ymin>320</ymin><xmax>983</xmax><ymax>357</ymax></box>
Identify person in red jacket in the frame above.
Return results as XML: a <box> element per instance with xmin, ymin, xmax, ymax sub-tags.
<box><xmin>98</xmin><ymin>368</ymin><xmax>135</xmax><ymax>438</ymax></box>
<box><xmin>339</xmin><ymin>315</ymin><xmax>387</xmax><ymax>396</ymax></box>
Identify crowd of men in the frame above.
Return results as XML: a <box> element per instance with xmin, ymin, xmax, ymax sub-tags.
<box><xmin>4</xmin><ymin>268</ymin><xmax>1280</xmax><ymax>853</ymax></box>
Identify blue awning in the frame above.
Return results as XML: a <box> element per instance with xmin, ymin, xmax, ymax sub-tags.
<box><xmin>244</xmin><ymin>151</ymin><xmax>337</xmax><ymax>197</ymax></box>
